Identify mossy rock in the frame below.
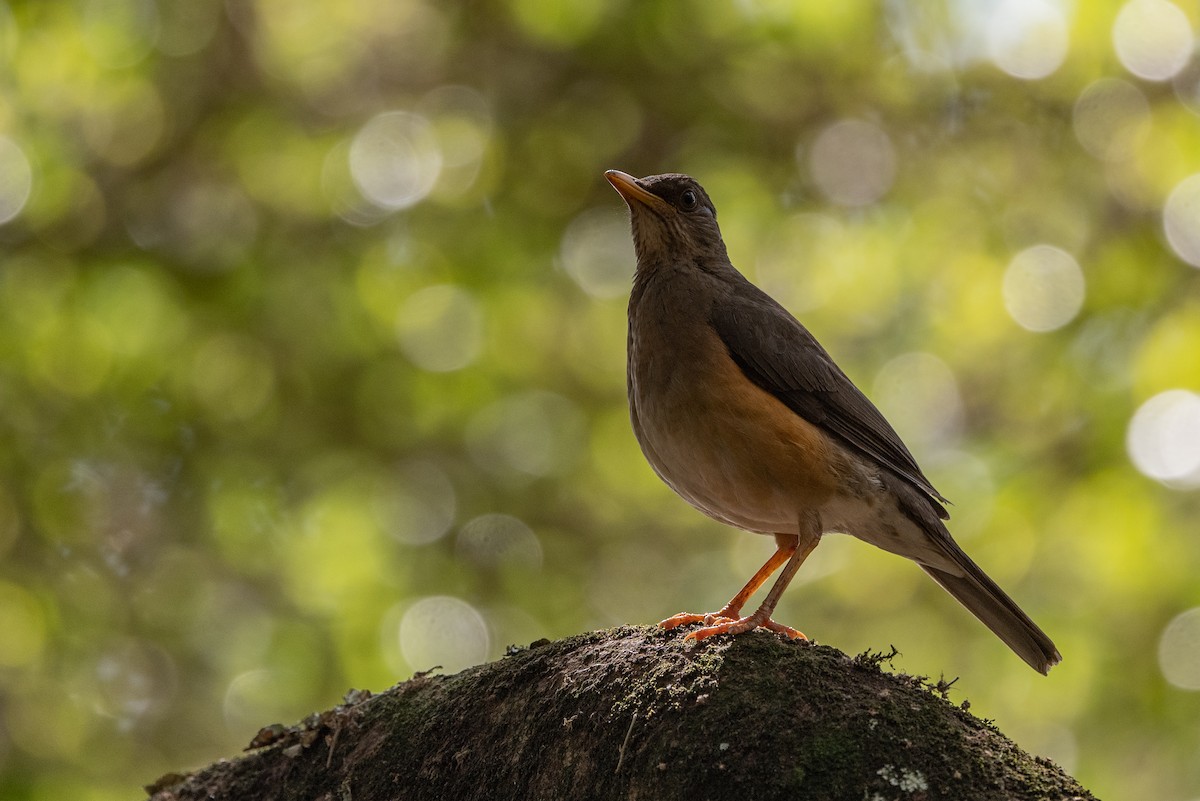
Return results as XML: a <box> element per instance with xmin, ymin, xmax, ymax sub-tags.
<box><xmin>146</xmin><ymin>626</ymin><xmax>1096</xmax><ymax>801</ymax></box>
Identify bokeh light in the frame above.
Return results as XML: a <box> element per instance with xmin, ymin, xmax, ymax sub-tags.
<box><xmin>0</xmin><ymin>136</ymin><xmax>33</xmax><ymax>224</ymax></box>
<box><xmin>1174</xmin><ymin>58</ymin><xmax>1200</xmax><ymax>115</ymax></box>
<box><xmin>1072</xmin><ymin>78</ymin><xmax>1151</xmax><ymax>162</ymax></box>
<box><xmin>223</xmin><ymin>666</ymin><xmax>315</xmax><ymax>738</ymax></box>
<box><xmin>419</xmin><ymin>85</ymin><xmax>493</xmax><ymax>200</ymax></box>
<box><xmin>286</xmin><ymin>479</ymin><xmax>392</xmax><ymax>613</ymax></box>
<box><xmin>190</xmin><ymin>334</ymin><xmax>276</xmax><ymax>422</ymax></box>
<box><xmin>507</xmin><ymin>0</ymin><xmax>607</xmax><ymax>46</ymax></box>
<box><xmin>1158</xmin><ymin>607</ymin><xmax>1200</xmax><ymax>690</ymax></box>
<box><xmin>456</xmin><ymin>514</ymin><xmax>543</xmax><ymax>571</ymax></box>
<box><xmin>395</xmin><ymin>284</ymin><xmax>484</xmax><ymax>372</ymax></box>
<box><xmin>81</xmin><ymin>80</ymin><xmax>165</xmax><ymax>169</ymax></box>
<box><xmin>465</xmin><ymin>390</ymin><xmax>586</xmax><ymax>479</ymax></box>
<box><xmin>754</xmin><ymin>212</ymin><xmax>843</xmax><ymax>313</ymax></box>
<box><xmin>0</xmin><ymin>582</ymin><xmax>46</xmax><ymax>668</ymax></box>
<box><xmin>1163</xmin><ymin>174</ymin><xmax>1200</xmax><ymax>268</ymax></box>
<box><xmin>986</xmin><ymin>0</ymin><xmax>1070</xmax><ymax>80</ymax></box>
<box><xmin>559</xmin><ymin>208</ymin><xmax>636</xmax><ymax>298</ymax></box>
<box><xmin>155</xmin><ymin>181</ymin><xmax>260</xmax><ymax>271</ymax></box>
<box><xmin>397</xmin><ymin>596</ymin><xmax>490</xmax><ymax>673</ymax></box>
<box><xmin>807</xmin><ymin>119</ymin><xmax>896</xmax><ymax>207</ymax></box>
<box><xmin>80</xmin><ymin>0</ymin><xmax>159</xmax><ymax>69</ymax></box>
<box><xmin>376</xmin><ymin>461</ymin><xmax>458</xmax><ymax>546</ymax></box>
<box><xmin>6</xmin><ymin>681</ymin><xmax>91</xmax><ymax>761</ymax></box>
<box><xmin>885</xmin><ymin>3</ymin><xmax>965</xmax><ymax>73</ymax></box>
<box><xmin>1002</xmin><ymin>244</ymin><xmax>1086</xmax><ymax>332</ymax></box>
<box><xmin>872</xmin><ymin>352</ymin><xmax>964</xmax><ymax>450</ymax></box>
<box><xmin>92</xmin><ymin>639</ymin><xmax>177</xmax><ymax>726</ymax></box>
<box><xmin>1007</xmin><ymin>721</ymin><xmax>1080</xmax><ymax>777</ymax></box>
<box><xmin>1126</xmin><ymin>389</ymin><xmax>1200</xmax><ymax>488</ymax></box>
<box><xmin>350</xmin><ymin>111</ymin><xmax>442</xmax><ymax>211</ymax></box>
<box><xmin>1112</xmin><ymin>0</ymin><xmax>1195</xmax><ymax>82</ymax></box>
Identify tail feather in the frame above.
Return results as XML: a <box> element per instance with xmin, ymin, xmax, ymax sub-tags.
<box><xmin>921</xmin><ymin>558</ymin><xmax>1061</xmax><ymax>675</ymax></box>
<box><xmin>880</xmin><ymin>473</ymin><xmax>1061</xmax><ymax>673</ymax></box>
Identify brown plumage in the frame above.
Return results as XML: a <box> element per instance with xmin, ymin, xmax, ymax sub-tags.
<box><xmin>607</xmin><ymin>169</ymin><xmax>1060</xmax><ymax>674</ymax></box>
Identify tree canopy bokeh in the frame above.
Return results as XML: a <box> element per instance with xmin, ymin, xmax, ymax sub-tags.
<box><xmin>1</xmin><ymin>1</ymin><xmax>1199</xmax><ymax>799</ymax></box>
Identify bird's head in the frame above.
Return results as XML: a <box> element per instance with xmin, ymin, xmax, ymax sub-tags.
<box><xmin>605</xmin><ymin>171</ymin><xmax>725</xmax><ymax>269</ymax></box>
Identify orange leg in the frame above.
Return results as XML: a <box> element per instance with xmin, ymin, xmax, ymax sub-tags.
<box><xmin>660</xmin><ymin>531</ymin><xmax>818</xmax><ymax>640</ymax></box>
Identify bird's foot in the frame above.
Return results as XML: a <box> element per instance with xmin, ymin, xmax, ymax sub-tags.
<box><xmin>659</xmin><ymin>604</ymin><xmax>742</xmax><ymax>632</ymax></box>
<box><xmin>662</xmin><ymin>608</ymin><xmax>806</xmax><ymax>643</ymax></box>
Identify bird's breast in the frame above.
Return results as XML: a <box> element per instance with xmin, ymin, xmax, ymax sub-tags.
<box><xmin>627</xmin><ymin>299</ymin><xmax>851</xmax><ymax>535</ymax></box>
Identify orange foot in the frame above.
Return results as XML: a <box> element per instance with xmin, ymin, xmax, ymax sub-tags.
<box><xmin>659</xmin><ymin>610</ymin><xmax>807</xmax><ymax>642</ymax></box>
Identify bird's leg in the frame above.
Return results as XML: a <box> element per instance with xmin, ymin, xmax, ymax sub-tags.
<box><xmin>660</xmin><ymin>533</ymin><xmax>799</xmax><ymax>631</ymax></box>
<box><xmin>681</xmin><ymin>528</ymin><xmax>820</xmax><ymax>642</ymax></box>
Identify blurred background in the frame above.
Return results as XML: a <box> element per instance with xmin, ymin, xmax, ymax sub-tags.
<box><xmin>0</xmin><ymin>0</ymin><xmax>1198</xmax><ymax>798</ymax></box>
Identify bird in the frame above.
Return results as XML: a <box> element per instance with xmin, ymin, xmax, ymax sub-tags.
<box><xmin>604</xmin><ymin>169</ymin><xmax>1061</xmax><ymax>674</ymax></box>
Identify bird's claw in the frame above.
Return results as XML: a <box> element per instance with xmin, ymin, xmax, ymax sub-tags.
<box><xmin>759</xmin><ymin>619</ymin><xmax>807</xmax><ymax>640</ymax></box>
<box><xmin>659</xmin><ymin>611</ymin><xmax>737</xmax><ymax>631</ymax></box>
<box><xmin>660</xmin><ymin>611</ymin><xmax>807</xmax><ymax>642</ymax></box>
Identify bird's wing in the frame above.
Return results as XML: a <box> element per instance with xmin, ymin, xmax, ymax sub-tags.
<box><xmin>710</xmin><ymin>278</ymin><xmax>949</xmax><ymax>515</ymax></box>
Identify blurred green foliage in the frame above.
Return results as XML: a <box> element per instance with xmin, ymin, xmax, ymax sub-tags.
<box><xmin>1</xmin><ymin>1</ymin><xmax>1199</xmax><ymax>799</ymax></box>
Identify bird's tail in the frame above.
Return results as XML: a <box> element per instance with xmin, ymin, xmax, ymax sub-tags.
<box><xmin>920</xmin><ymin>553</ymin><xmax>1061</xmax><ymax>675</ymax></box>
<box><xmin>880</xmin><ymin>474</ymin><xmax>1060</xmax><ymax>673</ymax></box>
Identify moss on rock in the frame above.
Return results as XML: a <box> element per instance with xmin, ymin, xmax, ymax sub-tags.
<box><xmin>146</xmin><ymin>626</ymin><xmax>1097</xmax><ymax>801</ymax></box>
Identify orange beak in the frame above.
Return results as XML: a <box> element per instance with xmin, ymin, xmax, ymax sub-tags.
<box><xmin>605</xmin><ymin>170</ymin><xmax>675</xmax><ymax>217</ymax></box>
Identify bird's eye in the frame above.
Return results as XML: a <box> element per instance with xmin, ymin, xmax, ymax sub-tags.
<box><xmin>680</xmin><ymin>190</ymin><xmax>698</xmax><ymax>210</ymax></box>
